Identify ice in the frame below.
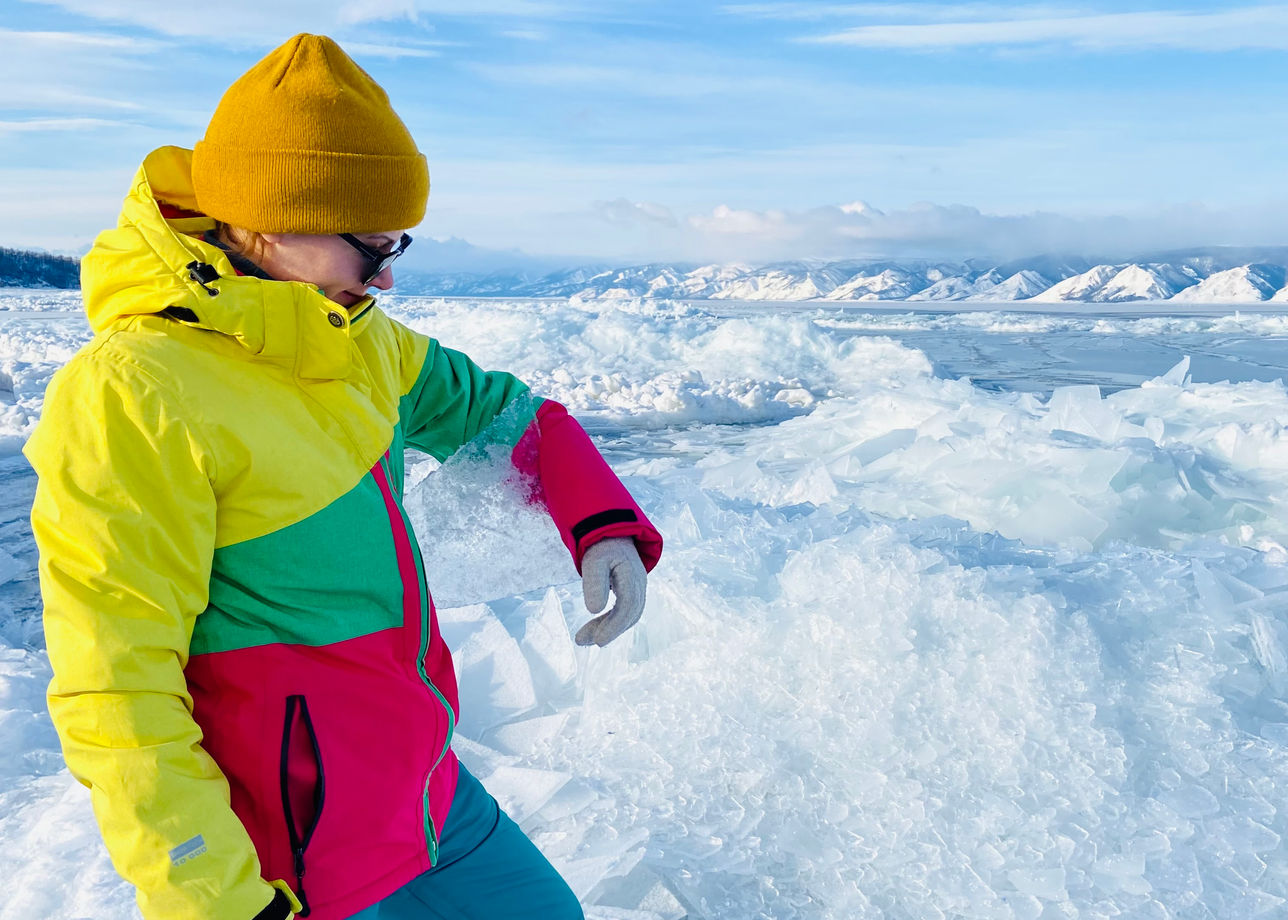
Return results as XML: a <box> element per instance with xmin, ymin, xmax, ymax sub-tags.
<box><xmin>1207</xmin><ymin>816</ymin><xmax>1281</xmax><ymax>854</ymax></box>
<box><xmin>1152</xmin><ymin>355</ymin><xmax>1193</xmax><ymax>387</ymax></box>
<box><xmin>846</xmin><ymin>427</ymin><xmax>918</xmax><ymax>466</ymax></box>
<box><xmin>0</xmin><ymin>547</ymin><xmax>22</xmax><ymax>588</ymax></box>
<box><xmin>5</xmin><ymin>294</ymin><xmax>1288</xmax><ymax>918</ymax></box>
<box><xmin>404</xmin><ymin>427</ymin><xmax>575</xmax><ymax>609</ymax></box>
<box><xmin>1249</xmin><ymin>610</ymin><xmax>1288</xmax><ymax>677</ymax></box>
<box><xmin>488</xmin><ymin>712</ymin><xmax>573</xmax><ymax>756</ymax></box>
<box><xmin>480</xmin><ymin>765</ymin><xmax>572</xmax><ymax>825</ymax></box>
<box><xmin>1046</xmin><ymin>384</ymin><xmax>1125</xmax><ymax>440</ymax></box>
<box><xmin>518</xmin><ymin>589</ymin><xmax>579</xmax><ymax>698</ymax></box>
<box><xmin>448</xmin><ymin>734</ymin><xmax>516</xmax><ymax>779</ymax></box>
<box><xmin>778</xmin><ymin>461</ymin><xmax>837</xmax><ymax>505</ymax></box>
<box><xmin>1211</xmin><ymin>887</ymin><xmax>1286</xmax><ymax>917</ymax></box>
<box><xmin>585</xmin><ymin>908</ymin><xmax>674</xmax><ymax>920</ymax></box>
<box><xmin>1007</xmin><ymin>868</ymin><xmax>1068</xmax><ymax>900</ymax></box>
<box><xmin>437</xmin><ymin>604</ymin><xmax>539</xmax><ymax>734</ymax></box>
<box><xmin>558</xmin><ymin>847</ymin><xmax>647</xmax><ymax>903</ymax></box>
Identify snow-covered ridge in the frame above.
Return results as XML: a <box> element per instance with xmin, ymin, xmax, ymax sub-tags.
<box><xmin>398</xmin><ymin>251</ymin><xmax>1288</xmax><ymax>304</ymax></box>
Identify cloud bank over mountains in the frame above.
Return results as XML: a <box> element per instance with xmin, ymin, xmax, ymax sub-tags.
<box><xmin>576</xmin><ymin>198</ymin><xmax>1288</xmax><ymax>265</ymax></box>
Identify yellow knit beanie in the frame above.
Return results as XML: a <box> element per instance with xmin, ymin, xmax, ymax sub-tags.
<box><xmin>192</xmin><ymin>34</ymin><xmax>428</xmax><ymax>234</ymax></box>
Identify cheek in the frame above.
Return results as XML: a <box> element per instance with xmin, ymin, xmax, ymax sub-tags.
<box><xmin>323</xmin><ymin>248</ymin><xmax>362</xmax><ymax>284</ymax></box>
<box><xmin>292</xmin><ymin>246</ymin><xmax>351</xmax><ymax>288</ymax></box>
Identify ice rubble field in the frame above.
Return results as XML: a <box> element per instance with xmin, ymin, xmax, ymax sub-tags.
<box><xmin>3</xmin><ymin>290</ymin><xmax>1288</xmax><ymax>919</ymax></box>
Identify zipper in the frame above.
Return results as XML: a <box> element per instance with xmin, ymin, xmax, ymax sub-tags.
<box><xmin>372</xmin><ymin>453</ymin><xmax>455</xmax><ymax>865</ymax></box>
<box><xmin>279</xmin><ymin>695</ymin><xmax>325</xmax><ymax>917</ymax></box>
<box><xmin>424</xmin><ymin>784</ymin><xmax>439</xmax><ymax>864</ymax></box>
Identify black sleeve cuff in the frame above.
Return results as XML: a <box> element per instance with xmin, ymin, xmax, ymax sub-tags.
<box><xmin>571</xmin><ymin>509</ymin><xmax>639</xmax><ymax>544</ymax></box>
<box><xmin>252</xmin><ymin>889</ymin><xmax>294</xmax><ymax>920</ymax></box>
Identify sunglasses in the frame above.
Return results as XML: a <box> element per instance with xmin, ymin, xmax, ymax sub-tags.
<box><xmin>339</xmin><ymin>232</ymin><xmax>413</xmax><ymax>285</ymax></box>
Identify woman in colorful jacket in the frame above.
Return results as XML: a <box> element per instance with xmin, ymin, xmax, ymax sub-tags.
<box><xmin>24</xmin><ymin>34</ymin><xmax>662</xmax><ymax>920</ymax></box>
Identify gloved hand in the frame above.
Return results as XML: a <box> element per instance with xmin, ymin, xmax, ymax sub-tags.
<box><xmin>577</xmin><ymin>536</ymin><xmax>647</xmax><ymax>647</ymax></box>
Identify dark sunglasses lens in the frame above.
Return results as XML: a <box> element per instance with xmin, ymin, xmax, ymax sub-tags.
<box><xmin>364</xmin><ymin>252</ymin><xmax>398</xmax><ymax>284</ymax></box>
<box><xmin>347</xmin><ymin>233</ymin><xmax>411</xmax><ymax>285</ymax></box>
<box><xmin>367</xmin><ymin>236</ymin><xmax>411</xmax><ymax>283</ymax></box>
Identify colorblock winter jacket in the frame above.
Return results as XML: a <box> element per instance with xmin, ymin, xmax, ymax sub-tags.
<box><xmin>23</xmin><ymin>146</ymin><xmax>662</xmax><ymax>920</ymax></box>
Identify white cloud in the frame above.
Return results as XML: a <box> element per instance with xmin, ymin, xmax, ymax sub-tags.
<box><xmin>403</xmin><ymin>0</ymin><xmax>584</xmax><ymax>14</ymax></box>
<box><xmin>595</xmin><ymin>198</ymin><xmax>678</xmax><ymax>228</ymax></box>
<box><xmin>12</xmin><ymin>2</ymin><xmax>313</xmax><ymax>40</ymax></box>
<box><xmin>1</xmin><ymin>88</ymin><xmax>144</xmax><ymax>113</ymax></box>
<box><xmin>406</xmin><ymin>131</ymin><xmax>1288</xmax><ymax>262</ymax></box>
<box><xmin>337</xmin><ymin>0</ymin><xmax>420</xmax><ymax>25</ymax></box>
<box><xmin>339</xmin><ymin>41</ymin><xmax>443</xmax><ymax>59</ymax></box>
<box><xmin>0</xmin><ymin>28</ymin><xmax>188</xmax><ymax>141</ymax></box>
<box><xmin>801</xmin><ymin>6</ymin><xmax>1288</xmax><ymax>51</ymax></box>
<box><xmin>17</xmin><ymin>0</ymin><xmax>600</xmax><ymax>37</ymax></box>
<box><xmin>722</xmin><ymin>3</ymin><xmax>1083</xmax><ymax>23</ymax></box>
<box><xmin>673</xmin><ymin>200</ymin><xmax>1288</xmax><ymax>263</ymax></box>
<box><xmin>0</xmin><ymin>27</ymin><xmax>164</xmax><ymax>50</ymax></box>
<box><xmin>14</xmin><ymin>1</ymin><xmax>352</xmax><ymax>38</ymax></box>
<box><xmin>468</xmin><ymin>58</ymin><xmax>857</xmax><ymax>100</ymax></box>
<box><xmin>0</xmin><ymin>118</ymin><xmax>137</xmax><ymax>134</ymax></box>
<box><xmin>688</xmin><ymin>204</ymin><xmax>793</xmax><ymax>238</ymax></box>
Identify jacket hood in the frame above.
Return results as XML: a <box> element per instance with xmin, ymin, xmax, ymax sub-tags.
<box><xmin>81</xmin><ymin>146</ymin><xmax>378</xmax><ymax>380</ymax></box>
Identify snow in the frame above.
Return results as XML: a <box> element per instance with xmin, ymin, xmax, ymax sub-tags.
<box><xmin>1095</xmin><ymin>265</ymin><xmax>1184</xmax><ymax>303</ymax></box>
<box><xmin>1025</xmin><ymin>264</ymin><xmax>1123</xmax><ymax>303</ymax></box>
<box><xmin>1171</xmin><ymin>266</ymin><xmax>1286</xmax><ymax>303</ymax></box>
<box><xmin>965</xmin><ymin>270</ymin><xmax>1051</xmax><ymax>302</ymax></box>
<box><xmin>402</xmin><ymin>250</ymin><xmax>1288</xmax><ymax>306</ymax></box>
<box><xmin>824</xmin><ymin>268</ymin><xmax>921</xmax><ymax>302</ymax></box>
<box><xmin>706</xmin><ymin>264</ymin><xmax>858</xmax><ymax>302</ymax></box>
<box><xmin>905</xmin><ymin>273</ymin><xmax>982</xmax><ymax>301</ymax></box>
<box><xmin>4</xmin><ymin>293</ymin><xmax>1288</xmax><ymax>918</ymax></box>
<box><xmin>421</xmin><ymin>256</ymin><xmax>1288</xmax><ymax>304</ymax></box>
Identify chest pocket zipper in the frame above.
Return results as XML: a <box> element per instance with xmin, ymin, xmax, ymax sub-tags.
<box><xmin>280</xmin><ymin>695</ymin><xmax>325</xmax><ymax>917</ymax></box>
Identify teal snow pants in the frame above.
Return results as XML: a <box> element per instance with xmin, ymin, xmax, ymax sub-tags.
<box><xmin>347</xmin><ymin>763</ymin><xmax>584</xmax><ymax>920</ymax></box>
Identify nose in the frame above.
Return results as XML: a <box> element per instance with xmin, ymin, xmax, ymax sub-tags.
<box><xmin>367</xmin><ymin>265</ymin><xmax>395</xmax><ymax>291</ymax></box>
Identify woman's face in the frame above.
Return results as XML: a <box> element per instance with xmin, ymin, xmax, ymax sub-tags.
<box><xmin>257</xmin><ymin>231</ymin><xmax>405</xmax><ymax>308</ymax></box>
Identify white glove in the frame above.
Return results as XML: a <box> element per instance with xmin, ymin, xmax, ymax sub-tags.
<box><xmin>577</xmin><ymin>537</ymin><xmax>647</xmax><ymax>647</ymax></box>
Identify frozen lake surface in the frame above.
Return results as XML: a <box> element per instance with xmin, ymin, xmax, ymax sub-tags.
<box><xmin>3</xmin><ymin>290</ymin><xmax>1288</xmax><ymax>919</ymax></box>
<box><xmin>705</xmin><ymin>300</ymin><xmax>1288</xmax><ymax>396</ymax></box>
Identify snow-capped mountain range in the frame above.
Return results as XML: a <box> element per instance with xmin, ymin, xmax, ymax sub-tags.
<box><xmin>397</xmin><ymin>249</ymin><xmax>1288</xmax><ymax>303</ymax></box>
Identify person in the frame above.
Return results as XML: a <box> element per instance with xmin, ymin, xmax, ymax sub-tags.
<box><xmin>23</xmin><ymin>34</ymin><xmax>662</xmax><ymax>920</ymax></box>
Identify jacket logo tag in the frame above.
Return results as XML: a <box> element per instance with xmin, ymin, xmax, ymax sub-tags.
<box><xmin>169</xmin><ymin>835</ymin><xmax>208</xmax><ymax>866</ymax></box>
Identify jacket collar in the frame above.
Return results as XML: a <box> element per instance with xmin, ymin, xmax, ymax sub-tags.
<box><xmin>81</xmin><ymin>145</ymin><xmax>378</xmax><ymax>380</ymax></box>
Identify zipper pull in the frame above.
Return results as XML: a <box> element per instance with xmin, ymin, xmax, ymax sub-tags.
<box><xmin>293</xmin><ymin>848</ymin><xmax>311</xmax><ymax>917</ymax></box>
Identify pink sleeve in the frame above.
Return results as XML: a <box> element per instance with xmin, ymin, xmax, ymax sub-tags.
<box><xmin>511</xmin><ymin>400</ymin><xmax>663</xmax><ymax>574</ymax></box>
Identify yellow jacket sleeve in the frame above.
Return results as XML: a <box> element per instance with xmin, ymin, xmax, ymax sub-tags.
<box><xmin>24</xmin><ymin>344</ymin><xmax>285</xmax><ymax>920</ymax></box>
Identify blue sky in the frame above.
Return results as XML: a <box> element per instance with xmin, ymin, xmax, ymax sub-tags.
<box><xmin>3</xmin><ymin>1</ymin><xmax>1287</xmax><ymax>268</ymax></box>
